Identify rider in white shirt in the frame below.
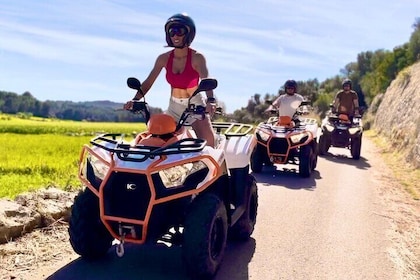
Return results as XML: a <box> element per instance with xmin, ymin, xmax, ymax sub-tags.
<box><xmin>271</xmin><ymin>80</ymin><xmax>304</xmax><ymax>118</ymax></box>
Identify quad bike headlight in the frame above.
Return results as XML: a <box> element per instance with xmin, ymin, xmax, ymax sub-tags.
<box><xmin>348</xmin><ymin>127</ymin><xmax>361</xmax><ymax>135</ymax></box>
<box><xmin>85</xmin><ymin>154</ymin><xmax>109</xmax><ymax>181</ymax></box>
<box><xmin>353</xmin><ymin>117</ymin><xmax>362</xmax><ymax>124</ymax></box>
<box><xmin>290</xmin><ymin>132</ymin><xmax>309</xmax><ymax>144</ymax></box>
<box><xmin>158</xmin><ymin>161</ymin><xmax>207</xmax><ymax>189</ymax></box>
<box><xmin>325</xmin><ymin>123</ymin><xmax>335</xmax><ymax>132</ymax></box>
<box><xmin>256</xmin><ymin>131</ymin><xmax>270</xmax><ymax>142</ymax></box>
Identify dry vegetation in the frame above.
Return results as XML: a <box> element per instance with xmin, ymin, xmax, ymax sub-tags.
<box><xmin>0</xmin><ymin>219</ymin><xmax>76</xmax><ymax>280</ymax></box>
<box><xmin>366</xmin><ymin>130</ymin><xmax>420</xmax><ymax>200</ymax></box>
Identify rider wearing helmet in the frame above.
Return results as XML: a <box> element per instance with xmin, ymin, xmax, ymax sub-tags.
<box><xmin>332</xmin><ymin>78</ymin><xmax>360</xmax><ymax>118</ymax></box>
<box><xmin>270</xmin><ymin>80</ymin><xmax>304</xmax><ymax>119</ymax></box>
<box><xmin>124</xmin><ymin>13</ymin><xmax>216</xmax><ymax>147</ymax></box>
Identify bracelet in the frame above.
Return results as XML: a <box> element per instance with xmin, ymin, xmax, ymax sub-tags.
<box><xmin>132</xmin><ymin>89</ymin><xmax>144</xmax><ymax>101</ymax></box>
<box><xmin>207</xmin><ymin>97</ymin><xmax>216</xmax><ymax>104</ymax></box>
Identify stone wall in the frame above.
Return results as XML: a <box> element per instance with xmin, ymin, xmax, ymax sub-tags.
<box><xmin>0</xmin><ymin>188</ymin><xmax>75</xmax><ymax>244</ymax></box>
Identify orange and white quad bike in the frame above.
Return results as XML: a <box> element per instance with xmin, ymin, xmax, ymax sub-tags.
<box><xmin>250</xmin><ymin>101</ymin><xmax>319</xmax><ymax>178</ymax></box>
<box><xmin>68</xmin><ymin>77</ymin><xmax>258</xmax><ymax>279</ymax></box>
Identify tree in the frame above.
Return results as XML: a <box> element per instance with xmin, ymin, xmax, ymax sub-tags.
<box><xmin>253</xmin><ymin>94</ymin><xmax>261</xmax><ymax>105</ymax></box>
<box><xmin>296</xmin><ymin>79</ymin><xmax>319</xmax><ymax>102</ymax></box>
<box><xmin>408</xmin><ymin>17</ymin><xmax>420</xmax><ymax>63</ymax></box>
<box><xmin>393</xmin><ymin>44</ymin><xmax>410</xmax><ymax>72</ymax></box>
<box><xmin>314</xmin><ymin>93</ymin><xmax>333</xmax><ymax>118</ymax></box>
<box><xmin>246</xmin><ymin>98</ymin><xmax>256</xmax><ymax>115</ymax></box>
<box><xmin>357</xmin><ymin>51</ymin><xmax>374</xmax><ymax>76</ymax></box>
<box><xmin>3</xmin><ymin>94</ymin><xmax>19</xmax><ymax>113</ymax></box>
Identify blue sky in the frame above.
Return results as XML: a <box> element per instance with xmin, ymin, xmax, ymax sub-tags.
<box><xmin>1</xmin><ymin>0</ymin><xmax>419</xmax><ymax>113</ymax></box>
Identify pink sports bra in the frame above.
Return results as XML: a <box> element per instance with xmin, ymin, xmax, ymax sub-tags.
<box><xmin>165</xmin><ymin>48</ymin><xmax>199</xmax><ymax>89</ymax></box>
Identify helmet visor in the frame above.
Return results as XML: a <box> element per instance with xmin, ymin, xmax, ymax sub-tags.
<box><xmin>168</xmin><ymin>25</ymin><xmax>188</xmax><ymax>37</ymax></box>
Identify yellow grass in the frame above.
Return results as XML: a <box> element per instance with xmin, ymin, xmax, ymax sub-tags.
<box><xmin>365</xmin><ymin>130</ymin><xmax>420</xmax><ymax>200</ymax></box>
<box><xmin>0</xmin><ymin>114</ymin><xmax>147</xmax><ymax>198</ymax></box>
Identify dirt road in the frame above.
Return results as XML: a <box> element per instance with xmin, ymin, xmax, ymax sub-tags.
<box><xmin>1</xmin><ymin>137</ymin><xmax>419</xmax><ymax>279</ymax></box>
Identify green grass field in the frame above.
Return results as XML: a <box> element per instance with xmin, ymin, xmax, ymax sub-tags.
<box><xmin>0</xmin><ymin>114</ymin><xmax>146</xmax><ymax>198</ymax></box>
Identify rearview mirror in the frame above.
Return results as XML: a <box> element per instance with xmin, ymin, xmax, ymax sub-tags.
<box><xmin>198</xmin><ymin>78</ymin><xmax>218</xmax><ymax>91</ymax></box>
<box><xmin>127</xmin><ymin>77</ymin><xmax>142</xmax><ymax>91</ymax></box>
<box><xmin>190</xmin><ymin>78</ymin><xmax>218</xmax><ymax>98</ymax></box>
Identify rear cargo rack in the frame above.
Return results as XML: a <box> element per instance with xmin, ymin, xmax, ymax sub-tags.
<box><xmin>212</xmin><ymin>122</ymin><xmax>254</xmax><ymax>137</ymax></box>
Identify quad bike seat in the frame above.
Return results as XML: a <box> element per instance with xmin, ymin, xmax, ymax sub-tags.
<box><xmin>138</xmin><ymin>133</ymin><xmax>180</xmax><ymax>147</ymax></box>
<box><xmin>338</xmin><ymin>114</ymin><xmax>351</xmax><ymax>124</ymax></box>
<box><xmin>136</xmin><ymin>114</ymin><xmax>180</xmax><ymax>147</ymax></box>
<box><xmin>277</xmin><ymin>115</ymin><xmax>295</xmax><ymax>128</ymax></box>
<box><xmin>328</xmin><ymin>113</ymin><xmax>351</xmax><ymax>124</ymax></box>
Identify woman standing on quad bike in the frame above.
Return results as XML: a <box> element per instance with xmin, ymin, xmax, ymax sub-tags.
<box><xmin>123</xmin><ymin>13</ymin><xmax>216</xmax><ymax>147</ymax></box>
<box><xmin>332</xmin><ymin>78</ymin><xmax>360</xmax><ymax>120</ymax></box>
<box><xmin>270</xmin><ymin>80</ymin><xmax>304</xmax><ymax>119</ymax></box>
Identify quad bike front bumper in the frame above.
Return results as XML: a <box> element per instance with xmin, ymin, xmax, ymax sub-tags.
<box><xmin>78</xmin><ymin>134</ymin><xmax>224</xmax><ymax>244</ymax></box>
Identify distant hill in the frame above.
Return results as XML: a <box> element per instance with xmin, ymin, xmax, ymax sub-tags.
<box><xmin>79</xmin><ymin>100</ymin><xmax>124</xmax><ymax>108</ymax></box>
<box><xmin>0</xmin><ymin>91</ymin><xmax>162</xmax><ymax>122</ymax></box>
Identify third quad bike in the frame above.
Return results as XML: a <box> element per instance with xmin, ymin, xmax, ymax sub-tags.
<box><xmin>68</xmin><ymin>77</ymin><xmax>258</xmax><ymax>279</ymax></box>
<box><xmin>318</xmin><ymin>111</ymin><xmax>363</xmax><ymax>160</ymax></box>
<box><xmin>251</xmin><ymin>101</ymin><xmax>319</xmax><ymax>178</ymax></box>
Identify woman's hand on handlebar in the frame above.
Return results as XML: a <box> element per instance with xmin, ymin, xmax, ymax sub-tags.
<box><xmin>123</xmin><ymin>100</ymin><xmax>134</xmax><ymax>110</ymax></box>
<box><xmin>124</xmin><ymin>90</ymin><xmax>144</xmax><ymax>110</ymax></box>
<box><xmin>205</xmin><ymin>102</ymin><xmax>216</xmax><ymax>116</ymax></box>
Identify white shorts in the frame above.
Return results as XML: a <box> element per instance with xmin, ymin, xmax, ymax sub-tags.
<box><xmin>166</xmin><ymin>94</ymin><xmax>206</xmax><ymax>122</ymax></box>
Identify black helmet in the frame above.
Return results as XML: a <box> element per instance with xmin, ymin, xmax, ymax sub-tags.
<box><xmin>284</xmin><ymin>80</ymin><xmax>297</xmax><ymax>93</ymax></box>
<box><xmin>165</xmin><ymin>13</ymin><xmax>196</xmax><ymax>48</ymax></box>
<box><xmin>342</xmin><ymin>78</ymin><xmax>352</xmax><ymax>88</ymax></box>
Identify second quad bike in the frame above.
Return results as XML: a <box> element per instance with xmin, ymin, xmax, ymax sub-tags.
<box><xmin>318</xmin><ymin>111</ymin><xmax>363</xmax><ymax>160</ymax></box>
<box><xmin>68</xmin><ymin>77</ymin><xmax>258</xmax><ymax>279</ymax></box>
<box><xmin>251</xmin><ymin>101</ymin><xmax>319</xmax><ymax>178</ymax></box>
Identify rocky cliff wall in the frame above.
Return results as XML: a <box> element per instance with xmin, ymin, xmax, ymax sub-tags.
<box><xmin>374</xmin><ymin>61</ymin><xmax>420</xmax><ymax>168</ymax></box>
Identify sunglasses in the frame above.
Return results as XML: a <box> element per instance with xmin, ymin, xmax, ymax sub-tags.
<box><xmin>168</xmin><ymin>26</ymin><xmax>188</xmax><ymax>37</ymax></box>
